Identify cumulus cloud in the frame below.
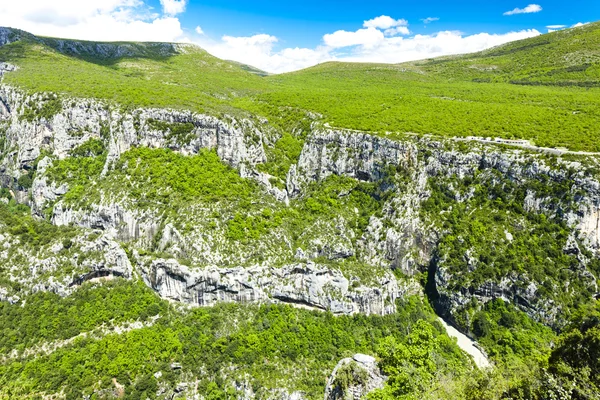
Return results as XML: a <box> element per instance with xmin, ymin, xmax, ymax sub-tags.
<box><xmin>422</xmin><ymin>17</ymin><xmax>440</xmax><ymax>24</ymax></box>
<box><xmin>503</xmin><ymin>4</ymin><xmax>542</xmax><ymax>16</ymax></box>
<box><xmin>384</xmin><ymin>26</ymin><xmax>410</xmax><ymax>36</ymax></box>
<box><xmin>338</xmin><ymin>30</ymin><xmax>542</xmax><ymax>65</ymax></box>
<box><xmin>0</xmin><ymin>0</ymin><xmax>185</xmax><ymax>42</ymax></box>
<box><xmin>198</xmin><ymin>34</ymin><xmax>331</xmax><ymax>73</ymax></box>
<box><xmin>363</xmin><ymin>15</ymin><xmax>408</xmax><ymax>30</ymax></box>
<box><xmin>323</xmin><ymin>27</ymin><xmax>384</xmax><ymax>48</ymax></box>
<box><xmin>195</xmin><ymin>26</ymin><xmax>204</xmax><ymax>35</ymax></box>
<box><xmin>572</xmin><ymin>22</ymin><xmax>590</xmax><ymax>27</ymax></box>
<box><xmin>196</xmin><ymin>27</ymin><xmax>541</xmax><ymax>74</ymax></box>
<box><xmin>159</xmin><ymin>0</ymin><xmax>187</xmax><ymax>16</ymax></box>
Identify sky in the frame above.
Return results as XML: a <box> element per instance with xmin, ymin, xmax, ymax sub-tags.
<box><xmin>0</xmin><ymin>1</ymin><xmax>598</xmax><ymax>73</ymax></box>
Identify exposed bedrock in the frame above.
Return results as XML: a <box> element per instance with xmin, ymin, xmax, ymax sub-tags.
<box><xmin>141</xmin><ymin>258</ymin><xmax>411</xmax><ymax>316</ymax></box>
<box><xmin>2</xmin><ymin>85</ymin><xmax>600</xmax><ymax>327</ymax></box>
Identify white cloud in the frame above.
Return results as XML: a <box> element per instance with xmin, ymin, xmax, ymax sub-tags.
<box><xmin>546</xmin><ymin>25</ymin><xmax>566</xmax><ymax>29</ymax></box>
<box><xmin>363</xmin><ymin>15</ymin><xmax>408</xmax><ymax>30</ymax></box>
<box><xmin>384</xmin><ymin>26</ymin><xmax>410</xmax><ymax>36</ymax></box>
<box><xmin>195</xmin><ymin>26</ymin><xmax>204</xmax><ymax>35</ymax></box>
<box><xmin>198</xmin><ymin>34</ymin><xmax>331</xmax><ymax>73</ymax></box>
<box><xmin>323</xmin><ymin>27</ymin><xmax>385</xmax><ymax>48</ymax></box>
<box><xmin>572</xmin><ymin>22</ymin><xmax>590</xmax><ymax>27</ymax></box>
<box><xmin>422</xmin><ymin>17</ymin><xmax>440</xmax><ymax>24</ymax></box>
<box><xmin>196</xmin><ymin>28</ymin><xmax>541</xmax><ymax>74</ymax></box>
<box><xmin>159</xmin><ymin>0</ymin><xmax>187</xmax><ymax>16</ymax></box>
<box><xmin>338</xmin><ymin>30</ymin><xmax>541</xmax><ymax>65</ymax></box>
<box><xmin>0</xmin><ymin>0</ymin><xmax>185</xmax><ymax>42</ymax></box>
<box><xmin>222</xmin><ymin>34</ymin><xmax>278</xmax><ymax>49</ymax></box>
<box><xmin>503</xmin><ymin>4</ymin><xmax>542</xmax><ymax>16</ymax></box>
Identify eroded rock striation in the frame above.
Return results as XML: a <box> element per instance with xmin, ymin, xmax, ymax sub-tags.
<box><xmin>141</xmin><ymin>259</ymin><xmax>406</xmax><ymax>315</ymax></box>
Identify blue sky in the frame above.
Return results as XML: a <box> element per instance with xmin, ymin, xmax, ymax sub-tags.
<box><xmin>0</xmin><ymin>1</ymin><xmax>598</xmax><ymax>73</ymax></box>
<box><xmin>173</xmin><ymin>0</ymin><xmax>599</xmax><ymax>48</ymax></box>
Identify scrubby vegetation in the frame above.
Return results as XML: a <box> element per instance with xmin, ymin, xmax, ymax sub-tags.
<box><xmin>0</xmin><ymin>199</ymin><xmax>76</xmax><ymax>249</ymax></box>
<box><xmin>1</xmin><ymin>23</ymin><xmax>600</xmax><ymax>150</ymax></box>
<box><xmin>46</xmin><ymin>146</ymin><xmax>397</xmax><ymax>272</ymax></box>
<box><xmin>0</xmin><ymin>282</ymin><xmax>465</xmax><ymax>400</ymax></box>
<box><xmin>423</xmin><ymin>163</ymin><xmax>600</xmax><ymax>324</ymax></box>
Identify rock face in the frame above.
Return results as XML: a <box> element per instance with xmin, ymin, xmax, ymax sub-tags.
<box><xmin>2</xmin><ymin>78</ymin><xmax>600</xmax><ymax>329</ymax></box>
<box><xmin>52</xmin><ymin>202</ymin><xmax>161</xmax><ymax>244</ymax></box>
<box><xmin>0</xmin><ymin>27</ymin><xmax>21</xmax><ymax>47</ymax></box>
<box><xmin>141</xmin><ymin>259</ymin><xmax>407</xmax><ymax>316</ymax></box>
<box><xmin>0</xmin><ymin>85</ymin><xmax>265</xmax><ymax>173</ymax></box>
<box><xmin>292</xmin><ymin>129</ymin><xmax>600</xmax><ymax>328</ymax></box>
<box><xmin>290</xmin><ymin>130</ymin><xmax>417</xmax><ymax>196</ymax></box>
<box><xmin>324</xmin><ymin>354</ymin><xmax>386</xmax><ymax>400</ymax></box>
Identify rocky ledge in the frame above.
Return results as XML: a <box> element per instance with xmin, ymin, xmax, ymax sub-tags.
<box><xmin>140</xmin><ymin>258</ymin><xmax>414</xmax><ymax>316</ymax></box>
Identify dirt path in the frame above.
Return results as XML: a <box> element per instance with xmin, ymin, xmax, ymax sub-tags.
<box><xmin>438</xmin><ymin>317</ymin><xmax>491</xmax><ymax>369</ymax></box>
<box><xmin>453</xmin><ymin>137</ymin><xmax>600</xmax><ymax>156</ymax></box>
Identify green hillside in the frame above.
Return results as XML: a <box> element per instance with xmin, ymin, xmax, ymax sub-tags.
<box><xmin>416</xmin><ymin>22</ymin><xmax>600</xmax><ymax>85</ymax></box>
<box><xmin>0</xmin><ymin>30</ymin><xmax>268</xmax><ymax>114</ymax></box>
<box><xmin>1</xmin><ymin>23</ymin><xmax>600</xmax><ymax>150</ymax></box>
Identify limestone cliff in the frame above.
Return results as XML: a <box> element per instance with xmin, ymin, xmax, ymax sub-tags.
<box><xmin>1</xmin><ymin>82</ymin><xmax>599</xmax><ymax>331</ymax></box>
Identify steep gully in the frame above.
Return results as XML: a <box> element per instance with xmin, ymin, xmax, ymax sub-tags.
<box><xmin>426</xmin><ymin>255</ymin><xmax>491</xmax><ymax>368</ymax></box>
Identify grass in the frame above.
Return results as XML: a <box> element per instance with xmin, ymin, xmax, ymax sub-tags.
<box><xmin>0</xmin><ymin>23</ymin><xmax>599</xmax><ymax>150</ymax></box>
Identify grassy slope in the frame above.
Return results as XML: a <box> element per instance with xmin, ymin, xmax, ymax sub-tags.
<box><xmin>0</xmin><ymin>23</ymin><xmax>599</xmax><ymax>150</ymax></box>
<box><xmin>0</xmin><ymin>36</ymin><xmax>268</xmax><ymax>114</ymax></box>
<box><xmin>416</xmin><ymin>22</ymin><xmax>600</xmax><ymax>84</ymax></box>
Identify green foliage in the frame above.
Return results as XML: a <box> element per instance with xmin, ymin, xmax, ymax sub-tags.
<box><xmin>422</xmin><ymin>167</ymin><xmax>597</xmax><ymax>322</ymax></box>
<box><xmin>467</xmin><ymin>300</ymin><xmax>554</xmax><ymax>363</ymax></box>
<box><xmin>226</xmin><ymin>208</ymin><xmax>283</xmax><ymax>242</ymax></box>
<box><xmin>333</xmin><ymin>361</ymin><xmax>369</xmax><ymax>392</ymax></box>
<box><xmin>257</xmin><ymin>132</ymin><xmax>305</xmax><ymax>182</ymax></box>
<box><xmin>262</xmin><ymin>62</ymin><xmax>600</xmax><ymax>151</ymax></box>
<box><xmin>2</xmin><ymin>23</ymin><xmax>600</xmax><ymax>400</ymax></box>
<box><xmin>294</xmin><ymin>174</ymin><xmax>393</xmax><ymax>238</ymax></box>
<box><xmin>0</xmin><ymin>280</ymin><xmax>166</xmax><ymax>354</ymax></box>
<box><xmin>2</xmin><ymin>24</ymin><xmax>600</xmax><ymax>150</ymax></box>
<box><xmin>369</xmin><ymin>320</ymin><xmax>468</xmax><ymax>400</ymax></box>
<box><xmin>147</xmin><ymin>119</ymin><xmax>196</xmax><ymax>145</ymax></box>
<box><xmin>113</xmin><ymin>147</ymin><xmax>257</xmax><ymax>205</ymax></box>
<box><xmin>0</xmin><ymin>290</ymin><xmax>464</xmax><ymax>399</ymax></box>
<box><xmin>21</xmin><ymin>94</ymin><xmax>62</xmax><ymax>122</ymax></box>
<box><xmin>70</xmin><ymin>138</ymin><xmax>105</xmax><ymax>158</ymax></box>
<box><xmin>547</xmin><ymin>321</ymin><xmax>600</xmax><ymax>398</ymax></box>
<box><xmin>16</xmin><ymin>173</ymin><xmax>32</xmax><ymax>189</ymax></box>
<box><xmin>45</xmin><ymin>151</ymin><xmax>106</xmax><ymax>206</ymax></box>
<box><xmin>0</xmin><ymin>201</ymin><xmax>76</xmax><ymax>248</ymax></box>
<box><xmin>0</xmin><ymin>38</ymin><xmax>268</xmax><ymax>116</ymax></box>
<box><xmin>419</xmin><ymin>23</ymin><xmax>600</xmax><ymax>87</ymax></box>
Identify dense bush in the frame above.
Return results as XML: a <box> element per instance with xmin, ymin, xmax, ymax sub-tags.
<box><xmin>0</xmin><ymin>287</ymin><xmax>460</xmax><ymax>399</ymax></box>
<box><xmin>0</xmin><ymin>201</ymin><xmax>76</xmax><ymax>248</ymax></box>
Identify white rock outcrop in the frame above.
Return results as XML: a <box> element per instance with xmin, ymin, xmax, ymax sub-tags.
<box><xmin>141</xmin><ymin>259</ymin><xmax>408</xmax><ymax>316</ymax></box>
<box><xmin>324</xmin><ymin>354</ymin><xmax>386</xmax><ymax>400</ymax></box>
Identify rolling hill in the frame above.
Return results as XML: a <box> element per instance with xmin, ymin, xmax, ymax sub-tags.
<box><xmin>1</xmin><ymin>23</ymin><xmax>600</xmax><ymax>150</ymax></box>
